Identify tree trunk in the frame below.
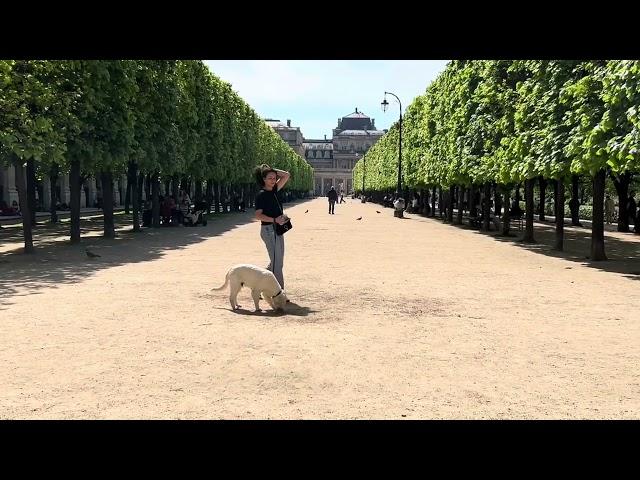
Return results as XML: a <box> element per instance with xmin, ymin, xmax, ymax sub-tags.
<box><xmin>438</xmin><ymin>187</ymin><xmax>443</xmax><ymax>218</ymax></box>
<box><xmin>195</xmin><ymin>179</ymin><xmax>203</xmax><ymax>202</ymax></box>
<box><xmin>538</xmin><ymin>176</ymin><xmax>547</xmax><ymax>221</ymax></box>
<box><xmin>457</xmin><ymin>186</ymin><xmax>464</xmax><ymax>224</ymax></box>
<box><xmin>570</xmin><ymin>174</ymin><xmax>581</xmax><ymax>226</ymax></box>
<box><xmin>205</xmin><ymin>181</ymin><xmax>213</xmax><ymax>214</ymax></box>
<box><xmin>254</xmin><ymin>183</ymin><xmax>260</xmax><ymax>208</ymax></box>
<box><xmin>26</xmin><ymin>158</ymin><xmax>37</xmax><ymax>226</ymax></box>
<box><xmin>482</xmin><ymin>183</ymin><xmax>491</xmax><ymax>231</ymax></box>
<box><xmin>553</xmin><ymin>178</ymin><xmax>565</xmax><ymax>251</ymax></box>
<box><xmin>101</xmin><ymin>171</ymin><xmax>116</xmax><ymax>238</ymax></box>
<box><xmin>469</xmin><ymin>184</ymin><xmax>478</xmax><ymax>219</ymax></box>
<box><xmin>501</xmin><ymin>188</ymin><xmax>512</xmax><ymax>237</ymax></box>
<box><xmin>213</xmin><ymin>181</ymin><xmax>220</xmax><ymax>213</ymax></box>
<box><xmin>145</xmin><ymin>173</ymin><xmax>151</xmax><ymax>201</ymax></box>
<box><xmin>164</xmin><ymin>178</ymin><xmax>171</xmax><ymax>198</ymax></box>
<box><xmin>172</xmin><ymin>175</ymin><xmax>179</xmax><ymax>200</ymax></box>
<box><xmin>552</xmin><ymin>179</ymin><xmax>559</xmax><ymax>218</ymax></box>
<box><xmin>49</xmin><ymin>163</ymin><xmax>59</xmax><ymax>224</ymax></box>
<box><xmin>69</xmin><ymin>159</ymin><xmax>82</xmax><ymax>244</ymax></box>
<box><xmin>590</xmin><ymin>169</ymin><xmax>607</xmax><ymax>260</ymax></box>
<box><xmin>181</xmin><ymin>176</ymin><xmax>190</xmax><ymax>197</ymax></box>
<box><xmin>152</xmin><ymin>172</ymin><xmax>161</xmax><ymax>228</ymax></box>
<box><xmin>515</xmin><ymin>183</ymin><xmax>521</xmax><ymax>203</ymax></box>
<box><xmin>523</xmin><ymin>178</ymin><xmax>535</xmax><ymax>243</ymax></box>
<box><xmin>224</xmin><ymin>183</ymin><xmax>230</xmax><ymax>213</ymax></box>
<box><xmin>494</xmin><ymin>183</ymin><xmax>502</xmax><ymax>219</ymax></box>
<box><xmin>124</xmin><ymin>177</ymin><xmax>131</xmax><ymax>215</ymax></box>
<box><xmin>612</xmin><ymin>171</ymin><xmax>630</xmax><ymax>232</ymax></box>
<box><xmin>137</xmin><ymin>172</ymin><xmax>144</xmax><ymax>210</ymax></box>
<box><xmin>12</xmin><ymin>157</ymin><xmax>34</xmax><ymax>253</ymax></box>
<box><xmin>128</xmin><ymin>161</ymin><xmax>140</xmax><ymax>232</ymax></box>
<box><xmin>243</xmin><ymin>183</ymin><xmax>250</xmax><ymax>212</ymax></box>
<box><xmin>431</xmin><ymin>186</ymin><xmax>436</xmax><ymax>217</ymax></box>
<box><xmin>447</xmin><ymin>185</ymin><xmax>455</xmax><ymax>223</ymax></box>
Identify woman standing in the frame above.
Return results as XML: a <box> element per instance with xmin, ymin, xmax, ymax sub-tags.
<box><xmin>254</xmin><ymin>164</ymin><xmax>290</xmax><ymax>290</ymax></box>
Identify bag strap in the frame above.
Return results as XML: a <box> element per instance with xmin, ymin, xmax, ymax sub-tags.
<box><xmin>273</xmin><ymin>189</ymin><xmax>283</xmax><ymax>216</ymax></box>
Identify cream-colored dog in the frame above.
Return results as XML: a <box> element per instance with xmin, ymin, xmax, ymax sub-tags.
<box><xmin>211</xmin><ymin>264</ymin><xmax>288</xmax><ymax>311</ymax></box>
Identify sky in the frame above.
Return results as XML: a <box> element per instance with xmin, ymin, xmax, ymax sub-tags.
<box><xmin>203</xmin><ymin>60</ymin><xmax>449</xmax><ymax>140</ymax></box>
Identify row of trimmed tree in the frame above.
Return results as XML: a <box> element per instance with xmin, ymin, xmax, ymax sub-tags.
<box><xmin>1</xmin><ymin>60</ymin><xmax>313</xmax><ymax>253</ymax></box>
<box><xmin>355</xmin><ymin>60</ymin><xmax>640</xmax><ymax>260</ymax></box>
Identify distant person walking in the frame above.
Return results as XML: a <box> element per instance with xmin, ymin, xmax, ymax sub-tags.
<box><xmin>327</xmin><ymin>186</ymin><xmax>338</xmax><ymax>214</ymax></box>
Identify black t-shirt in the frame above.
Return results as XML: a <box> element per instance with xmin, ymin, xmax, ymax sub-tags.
<box><xmin>255</xmin><ymin>188</ymin><xmax>282</xmax><ymax>225</ymax></box>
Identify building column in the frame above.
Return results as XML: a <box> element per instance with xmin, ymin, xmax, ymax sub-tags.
<box><xmin>80</xmin><ymin>184</ymin><xmax>87</xmax><ymax>209</ymax></box>
<box><xmin>0</xmin><ymin>167</ymin><xmax>4</xmax><ymax>205</ymax></box>
<box><xmin>113</xmin><ymin>177</ymin><xmax>121</xmax><ymax>207</ymax></box>
<box><xmin>121</xmin><ymin>176</ymin><xmax>126</xmax><ymax>205</ymax></box>
<box><xmin>87</xmin><ymin>178</ymin><xmax>97</xmax><ymax>208</ymax></box>
<box><xmin>60</xmin><ymin>173</ymin><xmax>71</xmax><ymax>205</ymax></box>
<box><xmin>0</xmin><ymin>167</ymin><xmax>7</xmax><ymax>204</ymax></box>
<box><xmin>122</xmin><ymin>175</ymin><xmax>129</xmax><ymax>206</ymax></box>
<box><xmin>7</xmin><ymin>164</ymin><xmax>20</xmax><ymax>206</ymax></box>
<box><xmin>42</xmin><ymin>175</ymin><xmax>51</xmax><ymax>210</ymax></box>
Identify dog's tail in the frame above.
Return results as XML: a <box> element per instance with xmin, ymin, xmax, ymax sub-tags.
<box><xmin>210</xmin><ymin>270</ymin><xmax>230</xmax><ymax>291</ymax></box>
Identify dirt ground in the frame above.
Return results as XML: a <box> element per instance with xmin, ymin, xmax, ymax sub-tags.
<box><xmin>1</xmin><ymin>197</ymin><xmax>639</xmax><ymax>419</ymax></box>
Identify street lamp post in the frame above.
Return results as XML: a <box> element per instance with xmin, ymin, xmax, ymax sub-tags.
<box><xmin>382</xmin><ymin>91</ymin><xmax>403</xmax><ymax>217</ymax></box>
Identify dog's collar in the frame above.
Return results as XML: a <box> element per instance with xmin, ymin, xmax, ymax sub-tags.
<box><xmin>272</xmin><ymin>290</ymin><xmax>283</xmax><ymax>298</ymax></box>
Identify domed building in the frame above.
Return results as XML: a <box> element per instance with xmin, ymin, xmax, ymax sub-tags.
<box><xmin>304</xmin><ymin>108</ymin><xmax>385</xmax><ymax>196</ymax></box>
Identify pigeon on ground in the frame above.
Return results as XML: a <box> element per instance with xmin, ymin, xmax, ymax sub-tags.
<box><xmin>376</xmin><ymin>210</ymin><xmax>381</xmax><ymax>213</ymax></box>
<box><xmin>86</xmin><ymin>249</ymin><xmax>101</xmax><ymax>259</ymax></box>
<box><xmin>356</xmin><ymin>217</ymin><xmax>362</xmax><ymax>221</ymax></box>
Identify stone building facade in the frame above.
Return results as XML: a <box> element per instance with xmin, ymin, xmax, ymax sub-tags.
<box><xmin>304</xmin><ymin>108</ymin><xmax>385</xmax><ymax>196</ymax></box>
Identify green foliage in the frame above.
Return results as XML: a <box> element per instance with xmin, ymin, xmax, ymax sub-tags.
<box><xmin>356</xmin><ymin>60</ymin><xmax>640</xmax><ymax>196</ymax></box>
<box><xmin>1</xmin><ymin>60</ymin><xmax>313</xmax><ymax>192</ymax></box>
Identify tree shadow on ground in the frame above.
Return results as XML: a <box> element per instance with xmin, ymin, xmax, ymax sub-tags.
<box><xmin>0</xmin><ymin>199</ymin><xmax>313</xmax><ymax>310</ymax></box>
<box><xmin>431</xmin><ymin>215</ymin><xmax>640</xmax><ymax>281</ymax></box>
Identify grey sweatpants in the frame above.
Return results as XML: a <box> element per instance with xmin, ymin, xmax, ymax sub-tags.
<box><xmin>260</xmin><ymin>224</ymin><xmax>285</xmax><ymax>289</ymax></box>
